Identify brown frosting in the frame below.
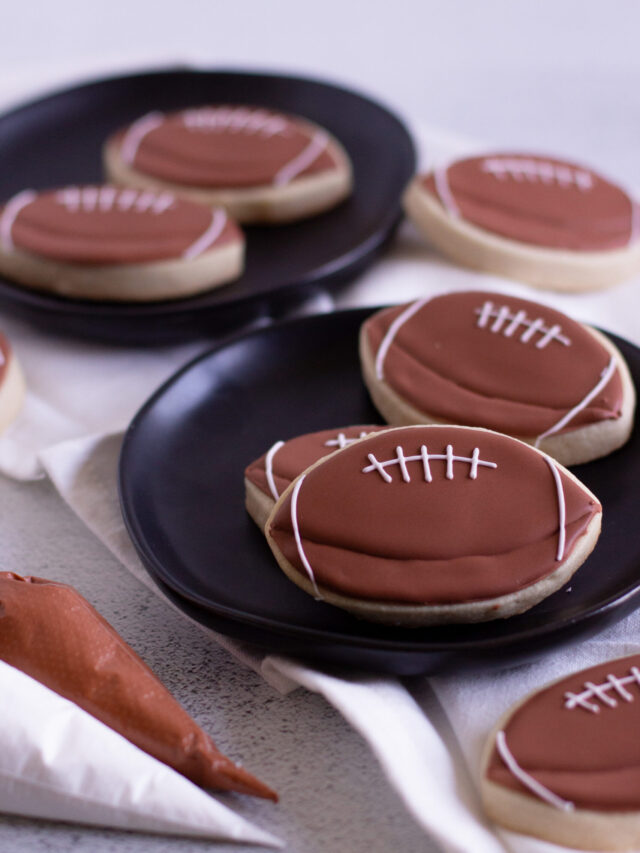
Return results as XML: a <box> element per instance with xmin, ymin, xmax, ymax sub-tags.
<box><xmin>268</xmin><ymin>425</ymin><xmax>600</xmax><ymax>604</ymax></box>
<box><xmin>364</xmin><ymin>292</ymin><xmax>624</xmax><ymax>437</ymax></box>
<box><xmin>113</xmin><ymin>106</ymin><xmax>339</xmax><ymax>188</ymax></box>
<box><xmin>0</xmin><ymin>573</ymin><xmax>276</xmax><ymax>800</ymax></box>
<box><xmin>422</xmin><ymin>153</ymin><xmax>637</xmax><ymax>250</ymax></box>
<box><xmin>245</xmin><ymin>426</ymin><xmax>386</xmax><ymax>501</ymax></box>
<box><xmin>2</xmin><ymin>186</ymin><xmax>241</xmax><ymax>264</ymax></box>
<box><xmin>0</xmin><ymin>333</ymin><xmax>11</xmax><ymax>384</ymax></box>
<box><xmin>486</xmin><ymin>655</ymin><xmax>640</xmax><ymax>811</ymax></box>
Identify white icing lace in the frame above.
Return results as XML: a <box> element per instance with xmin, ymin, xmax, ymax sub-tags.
<box><xmin>481</xmin><ymin>157</ymin><xmax>594</xmax><ymax>191</ymax></box>
<box><xmin>475</xmin><ymin>300</ymin><xmax>571</xmax><ymax>348</ymax></box>
<box><xmin>564</xmin><ymin>667</ymin><xmax>640</xmax><ymax>713</ymax></box>
<box><xmin>362</xmin><ymin>444</ymin><xmax>497</xmax><ymax>483</ymax></box>
<box><xmin>324</xmin><ymin>431</ymin><xmax>370</xmax><ymax>449</ymax></box>
<box><xmin>56</xmin><ymin>187</ymin><xmax>175</xmax><ymax>214</ymax></box>
<box><xmin>182</xmin><ymin>107</ymin><xmax>289</xmax><ymax>137</ymax></box>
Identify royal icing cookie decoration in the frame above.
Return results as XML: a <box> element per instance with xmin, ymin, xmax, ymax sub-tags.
<box><xmin>360</xmin><ymin>291</ymin><xmax>634</xmax><ymax>466</ymax></box>
<box><xmin>483</xmin><ymin>655</ymin><xmax>640</xmax><ymax>849</ymax></box>
<box><xmin>0</xmin><ymin>572</ymin><xmax>276</xmax><ymax>800</ymax></box>
<box><xmin>244</xmin><ymin>426</ymin><xmax>385</xmax><ymax>529</ymax></box>
<box><xmin>0</xmin><ymin>185</ymin><xmax>239</xmax><ymax>264</ymax></box>
<box><xmin>403</xmin><ymin>153</ymin><xmax>640</xmax><ymax>291</ymax></box>
<box><xmin>115</xmin><ymin>107</ymin><xmax>337</xmax><ymax>189</ymax></box>
<box><xmin>426</xmin><ymin>154</ymin><xmax>638</xmax><ymax>251</ymax></box>
<box><xmin>0</xmin><ymin>185</ymin><xmax>245</xmax><ymax>301</ymax></box>
<box><xmin>105</xmin><ymin>105</ymin><xmax>353</xmax><ymax>224</ymax></box>
<box><xmin>266</xmin><ymin>425</ymin><xmax>601</xmax><ymax>625</ymax></box>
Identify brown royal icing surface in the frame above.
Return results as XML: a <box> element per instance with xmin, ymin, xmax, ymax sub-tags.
<box><xmin>245</xmin><ymin>426</ymin><xmax>386</xmax><ymax>501</ymax></box>
<box><xmin>268</xmin><ymin>426</ymin><xmax>599</xmax><ymax>603</ymax></box>
<box><xmin>422</xmin><ymin>153</ymin><xmax>637</xmax><ymax>250</ymax></box>
<box><xmin>0</xmin><ymin>573</ymin><xmax>276</xmax><ymax>799</ymax></box>
<box><xmin>114</xmin><ymin>106</ymin><xmax>339</xmax><ymax>188</ymax></box>
<box><xmin>364</xmin><ymin>291</ymin><xmax>623</xmax><ymax>437</ymax></box>
<box><xmin>0</xmin><ymin>333</ymin><xmax>11</xmax><ymax>384</ymax></box>
<box><xmin>487</xmin><ymin>655</ymin><xmax>640</xmax><ymax>811</ymax></box>
<box><xmin>2</xmin><ymin>186</ymin><xmax>241</xmax><ymax>264</ymax></box>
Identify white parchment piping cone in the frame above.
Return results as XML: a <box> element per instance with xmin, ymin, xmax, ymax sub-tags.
<box><xmin>0</xmin><ymin>660</ymin><xmax>281</xmax><ymax>846</ymax></box>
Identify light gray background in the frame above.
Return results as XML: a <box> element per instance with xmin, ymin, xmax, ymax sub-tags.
<box><xmin>1</xmin><ymin>2</ymin><xmax>639</xmax><ymax>851</ymax></box>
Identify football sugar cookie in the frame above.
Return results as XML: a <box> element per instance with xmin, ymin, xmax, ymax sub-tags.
<box><xmin>360</xmin><ymin>291</ymin><xmax>635</xmax><ymax>466</ymax></box>
<box><xmin>244</xmin><ymin>426</ymin><xmax>386</xmax><ymax>529</ymax></box>
<box><xmin>0</xmin><ymin>185</ymin><xmax>244</xmax><ymax>301</ymax></box>
<box><xmin>482</xmin><ymin>654</ymin><xmax>640</xmax><ymax>850</ymax></box>
<box><xmin>404</xmin><ymin>153</ymin><xmax>640</xmax><ymax>290</ymax></box>
<box><xmin>104</xmin><ymin>106</ymin><xmax>353</xmax><ymax>224</ymax></box>
<box><xmin>0</xmin><ymin>333</ymin><xmax>25</xmax><ymax>433</ymax></box>
<box><xmin>265</xmin><ymin>425</ymin><xmax>601</xmax><ymax>626</ymax></box>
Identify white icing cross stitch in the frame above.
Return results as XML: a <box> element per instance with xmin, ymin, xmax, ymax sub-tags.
<box><xmin>481</xmin><ymin>157</ymin><xmax>594</xmax><ymax>191</ymax></box>
<box><xmin>324</xmin><ymin>431</ymin><xmax>370</xmax><ymax>449</ymax></box>
<box><xmin>564</xmin><ymin>666</ymin><xmax>640</xmax><ymax>713</ymax></box>
<box><xmin>363</xmin><ymin>444</ymin><xmax>497</xmax><ymax>483</ymax></box>
<box><xmin>182</xmin><ymin>107</ymin><xmax>289</xmax><ymax>138</ymax></box>
<box><xmin>475</xmin><ymin>300</ymin><xmax>571</xmax><ymax>349</ymax></box>
<box><xmin>56</xmin><ymin>187</ymin><xmax>175</xmax><ymax>215</ymax></box>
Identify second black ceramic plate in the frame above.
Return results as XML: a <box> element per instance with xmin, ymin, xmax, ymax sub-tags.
<box><xmin>119</xmin><ymin>309</ymin><xmax>640</xmax><ymax>675</ymax></box>
<box><xmin>0</xmin><ymin>68</ymin><xmax>414</xmax><ymax>343</ymax></box>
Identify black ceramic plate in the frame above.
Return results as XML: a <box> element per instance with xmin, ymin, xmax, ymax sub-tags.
<box><xmin>119</xmin><ymin>309</ymin><xmax>640</xmax><ymax>675</ymax></box>
<box><xmin>0</xmin><ymin>68</ymin><xmax>415</xmax><ymax>344</ymax></box>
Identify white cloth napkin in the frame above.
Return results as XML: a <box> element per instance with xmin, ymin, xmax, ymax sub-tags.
<box><xmin>5</xmin><ymin>123</ymin><xmax>640</xmax><ymax>852</ymax></box>
<box><xmin>0</xmin><ymin>659</ymin><xmax>280</xmax><ymax>846</ymax></box>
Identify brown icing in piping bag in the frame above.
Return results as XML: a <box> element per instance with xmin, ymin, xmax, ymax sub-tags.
<box><xmin>0</xmin><ymin>572</ymin><xmax>276</xmax><ymax>801</ymax></box>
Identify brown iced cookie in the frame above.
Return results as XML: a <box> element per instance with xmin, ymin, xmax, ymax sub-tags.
<box><xmin>482</xmin><ymin>654</ymin><xmax>640</xmax><ymax>850</ymax></box>
<box><xmin>404</xmin><ymin>153</ymin><xmax>640</xmax><ymax>290</ymax></box>
<box><xmin>0</xmin><ymin>185</ymin><xmax>244</xmax><ymax>301</ymax></box>
<box><xmin>104</xmin><ymin>106</ymin><xmax>353</xmax><ymax>223</ymax></box>
<box><xmin>0</xmin><ymin>572</ymin><xmax>276</xmax><ymax>800</ymax></box>
<box><xmin>0</xmin><ymin>333</ymin><xmax>25</xmax><ymax>433</ymax></box>
<box><xmin>360</xmin><ymin>292</ymin><xmax>635</xmax><ymax>466</ymax></box>
<box><xmin>265</xmin><ymin>425</ymin><xmax>601</xmax><ymax>626</ymax></box>
<box><xmin>244</xmin><ymin>425</ymin><xmax>386</xmax><ymax>529</ymax></box>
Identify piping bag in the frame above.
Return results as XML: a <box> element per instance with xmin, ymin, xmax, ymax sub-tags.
<box><xmin>0</xmin><ymin>571</ymin><xmax>276</xmax><ymax>801</ymax></box>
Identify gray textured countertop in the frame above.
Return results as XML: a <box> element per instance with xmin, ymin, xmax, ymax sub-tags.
<box><xmin>0</xmin><ymin>474</ymin><xmax>435</xmax><ymax>852</ymax></box>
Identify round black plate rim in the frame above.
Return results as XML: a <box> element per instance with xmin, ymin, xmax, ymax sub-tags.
<box><xmin>0</xmin><ymin>66</ymin><xmax>415</xmax><ymax>320</ymax></box>
<box><xmin>119</xmin><ymin>307</ymin><xmax>640</xmax><ymax>654</ymax></box>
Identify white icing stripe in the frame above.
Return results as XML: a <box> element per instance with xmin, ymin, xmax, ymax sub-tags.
<box><xmin>363</xmin><ymin>445</ymin><xmax>497</xmax><ymax>482</ymax></box>
<box><xmin>290</xmin><ymin>475</ymin><xmax>321</xmax><ymax>599</ymax></box>
<box><xmin>324</xmin><ymin>431</ymin><xmax>369</xmax><ymax>449</ymax></box>
<box><xmin>375</xmin><ymin>299</ymin><xmax>430</xmax><ymax>380</ymax></box>
<box><xmin>535</xmin><ymin>355</ymin><xmax>617</xmax><ymax>447</ymax></box>
<box><xmin>544</xmin><ymin>456</ymin><xmax>566</xmax><ymax>562</ymax></box>
<box><xmin>120</xmin><ymin>112</ymin><xmax>164</xmax><ymax>165</ymax></box>
<box><xmin>495</xmin><ymin>731</ymin><xmax>574</xmax><ymax>812</ymax></box>
<box><xmin>565</xmin><ymin>667</ymin><xmax>640</xmax><ymax>712</ymax></box>
<box><xmin>273</xmin><ymin>130</ymin><xmax>329</xmax><ymax>186</ymax></box>
<box><xmin>183</xmin><ymin>107</ymin><xmax>288</xmax><ymax>138</ymax></box>
<box><xmin>434</xmin><ymin>166</ymin><xmax>461</xmax><ymax>217</ymax></box>
<box><xmin>182</xmin><ymin>209</ymin><xmax>228</xmax><ymax>260</ymax></box>
<box><xmin>264</xmin><ymin>440</ymin><xmax>284</xmax><ymax>501</ymax></box>
<box><xmin>0</xmin><ymin>190</ymin><xmax>37</xmax><ymax>251</ymax></box>
<box><xmin>481</xmin><ymin>158</ymin><xmax>594</xmax><ymax>192</ymax></box>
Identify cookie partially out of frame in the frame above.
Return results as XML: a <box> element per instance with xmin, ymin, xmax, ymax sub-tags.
<box><xmin>404</xmin><ymin>153</ymin><xmax>640</xmax><ymax>291</ymax></box>
<box><xmin>0</xmin><ymin>333</ymin><xmax>25</xmax><ymax>433</ymax></box>
<box><xmin>265</xmin><ymin>425</ymin><xmax>601</xmax><ymax>626</ymax></box>
<box><xmin>244</xmin><ymin>425</ymin><xmax>386</xmax><ymax>530</ymax></box>
<box><xmin>360</xmin><ymin>291</ymin><xmax>635</xmax><ymax>467</ymax></box>
<box><xmin>0</xmin><ymin>185</ymin><xmax>244</xmax><ymax>301</ymax></box>
<box><xmin>104</xmin><ymin>106</ymin><xmax>353</xmax><ymax>224</ymax></box>
<box><xmin>482</xmin><ymin>654</ymin><xmax>640</xmax><ymax>850</ymax></box>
